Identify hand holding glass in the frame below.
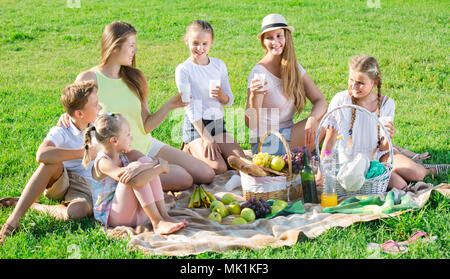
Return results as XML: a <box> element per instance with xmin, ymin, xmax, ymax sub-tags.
<box><xmin>209</xmin><ymin>80</ymin><xmax>221</xmax><ymax>98</ymax></box>
<box><xmin>179</xmin><ymin>82</ymin><xmax>191</xmax><ymax>103</ymax></box>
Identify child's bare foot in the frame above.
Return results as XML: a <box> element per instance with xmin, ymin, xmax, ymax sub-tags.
<box><xmin>0</xmin><ymin>197</ymin><xmax>19</xmax><ymax>208</ymax></box>
<box><xmin>153</xmin><ymin>220</ymin><xmax>185</xmax><ymax>235</ymax></box>
<box><xmin>160</xmin><ymin>213</ymin><xmax>188</xmax><ymax>226</ymax></box>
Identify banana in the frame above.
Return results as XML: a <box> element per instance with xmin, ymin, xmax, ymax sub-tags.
<box><xmin>192</xmin><ymin>187</ymin><xmax>202</xmax><ymax>208</ymax></box>
<box><xmin>201</xmin><ymin>186</ymin><xmax>217</xmax><ymax>202</ymax></box>
<box><xmin>187</xmin><ymin>187</ymin><xmax>197</xmax><ymax>208</ymax></box>
<box><xmin>199</xmin><ymin>187</ymin><xmax>211</xmax><ymax>208</ymax></box>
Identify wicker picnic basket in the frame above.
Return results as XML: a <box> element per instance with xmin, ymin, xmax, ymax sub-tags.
<box><xmin>314</xmin><ymin>104</ymin><xmax>394</xmax><ymax>198</ymax></box>
<box><xmin>241</xmin><ymin>131</ymin><xmax>302</xmax><ymax>202</ymax></box>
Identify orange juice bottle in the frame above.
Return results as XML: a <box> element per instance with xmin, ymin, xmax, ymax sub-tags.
<box><xmin>321</xmin><ymin>192</ymin><xmax>338</xmax><ymax>207</ymax></box>
<box><xmin>321</xmin><ymin>149</ymin><xmax>338</xmax><ymax>208</ymax></box>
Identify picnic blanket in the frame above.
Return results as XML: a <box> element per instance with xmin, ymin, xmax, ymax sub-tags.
<box><xmin>105</xmin><ymin>170</ymin><xmax>449</xmax><ymax>257</ymax></box>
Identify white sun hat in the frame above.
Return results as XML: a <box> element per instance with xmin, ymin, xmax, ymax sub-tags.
<box><xmin>257</xmin><ymin>14</ymin><xmax>295</xmax><ymax>40</ymax></box>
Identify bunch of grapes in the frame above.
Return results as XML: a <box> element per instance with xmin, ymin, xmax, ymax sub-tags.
<box><xmin>241</xmin><ymin>197</ymin><xmax>271</xmax><ymax>218</ymax></box>
<box><xmin>281</xmin><ymin>146</ymin><xmax>312</xmax><ymax>174</ymax></box>
<box><xmin>252</xmin><ymin>152</ymin><xmax>272</xmax><ymax>168</ymax></box>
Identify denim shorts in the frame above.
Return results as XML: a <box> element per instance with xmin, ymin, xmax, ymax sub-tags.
<box><xmin>182</xmin><ymin>117</ymin><xmax>227</xmax><ymax>144</ymax></box>
<box><xmin>250</xmin><ymin>126</ymin><xmax>292</xmax><ymax>156</ymax></box>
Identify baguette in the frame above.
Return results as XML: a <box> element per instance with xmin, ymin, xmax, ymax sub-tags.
<box><xmin>227</xmin><ymin>155</ymin><xmax>268</xmax><ymax>177</ymax></box>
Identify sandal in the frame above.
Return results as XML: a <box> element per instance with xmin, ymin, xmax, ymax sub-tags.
<box><xmin>393</xmin><ymin>146</ymin><xmax>430</xmax><ymax>162</ymax></box>
<box><xmin>397</xmin><ymin>231</ymin><xmax>437</xmax><ymax>246</ymax></box>
<box><xmin>380</xmin><ymin>240</ymin><xmax>409</xmax><ymax>255</ymax></box>
<box><xmin>0</xmin><ymin>223</ymin><xmax>17</xmax><ymax>246</ymax></box>
<box><xmin>424</xmin><ymin>164</ymin><xmax>450</xmax><ymax>179</ymax></box>
<box><xmin>367</xmin><ymin>239</ymin><xmax>408</xmax><ymax>256</ymax></box>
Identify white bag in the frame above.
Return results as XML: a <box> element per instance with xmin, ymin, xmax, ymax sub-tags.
<box><xmin>337</xmin><ymin>153</ymin><xmax>370</xmax><ymax>192</ymax></box>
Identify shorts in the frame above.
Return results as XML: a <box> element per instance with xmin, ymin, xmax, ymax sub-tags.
<box><xmin>44</xmin><ymin>168</ymin><xmax>93</xmax><ymax>211</ymax></box>
<box><xmin>251</xmin><ymin>126</ymin><xmax>292</xmax><ymax>156</ymax></box>
<box><xmin>182</xmin><ymin>118</ymin><xmax>227</xmax><ymax>144</ymax></box>
<box><xmin>147</xmin><ymin>136</ymin><xmax>168</xmax><ymax>157</ymax></box>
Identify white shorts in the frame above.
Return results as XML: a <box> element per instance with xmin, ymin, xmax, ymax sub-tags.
<box><xmin>147</xmin><ymin>137</ymin><xmax>168</xmax><ymax>157</ymax></box>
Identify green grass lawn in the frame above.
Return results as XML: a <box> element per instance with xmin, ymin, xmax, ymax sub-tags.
<box><xmin>0</xmin><ymin>0</ymin><xmax>448</xmax><ymax>259</ymax></box>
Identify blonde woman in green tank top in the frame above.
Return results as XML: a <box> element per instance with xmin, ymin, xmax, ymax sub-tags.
<box><xmin>67</xmin><ymin>21</ymin><xmax>215</xmax><ymax>191</ymax></box>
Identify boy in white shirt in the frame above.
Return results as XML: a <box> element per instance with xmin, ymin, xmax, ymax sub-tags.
<box><xmin>0</xmin><ymin>80</ymin><xmax>102</xmax><ymax>245</ymax></box>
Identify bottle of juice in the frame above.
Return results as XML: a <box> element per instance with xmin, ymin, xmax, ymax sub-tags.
<box><xmin>301</xmin><ymin>152</ymin><xmax>318</xmax><ymax>204</ymax></box>
<box><xmin>321</xmin><ymin>150</ymin><xmax>338</xmax><ymax>208</ymax></box>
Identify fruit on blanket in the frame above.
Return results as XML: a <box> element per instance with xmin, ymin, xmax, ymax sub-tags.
<box><xmin>198</xmin><ymin>186</ymin><xmax>210</xmax><ymax>208</ymax></box>
<box><xmin>188</xmin><ymin>186</ymin><xmax>217</xmax><ymax>209</ymax></box>
<box><xmin>241</xmin><ymin>208</ymin><xmax>256</xmax><ymax>222</ymax></box>
<box><xmin>214</xmin><ymin>204</ymin><xmax>229</xmax><ymax>218</ymax></box>
<box><xmin>228</xmin><ymin>201</ymin><xmax>241</xmax><ymax>215</ymax></box>
<box><xmin>242</xmin><ymin>197</ymin><xmax>271</xmax><ymax>218</ymax></box>
<box><xmin>210</xmin><ymin>200</ymin><xmax>224</xmax><ymax>212</ymax></box>
<box><xmin>188</xmin><ymin>187</ymin><xmax>201</xmax><ymax>208</ymax></box>
<box><xmin>231</xmin><ymin>217</ymin><xmax>247</xmax><ymax>225</ymax></box>
<box><xmin>273</xmin><ymin>200</ymin><xmax>288</xmax><ymax>210</ymax></box>
<box><xmin>270</xmin><ymin>205</ymin><xmax>284</xmax><ymax>215</ymax></box>
<box><xmin>208</xmin><ymin>212</ymin><xmax>222</xmax><ymax>223</ymax></box>
<box><xmin>270</xmin><ymin>156</ymin><xmax>285</xmax><ymax>171</ymax></box>
<box><xmin>202</xmin><ymin>187</ymin><xmax>217</xmax><ymax>202</ymax></box>
<box><xmin>222</xmin><ymin>193</ymin><xmax>236</xmax><ymax>205</ymax></box>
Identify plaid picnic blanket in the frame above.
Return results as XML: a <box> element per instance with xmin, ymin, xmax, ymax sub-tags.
<box><xmin>106</xmin><ymin>170</ymin><xmax>449</xmax><ymax>257</ymax></box>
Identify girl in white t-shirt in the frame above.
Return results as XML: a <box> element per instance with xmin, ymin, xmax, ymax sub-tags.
<box><xmin>245</xmin><ymin>14</ymin><xmax>327</xmax><ymax>155</ymax></box>
<box><xmin>176</xmin><ymin>20</ymin><xmax>245</xmax><ymax>174</ymax></box>
<box><xmin>321</xmin><ymin>55</ymin><xmax>432</xmax><ymax>190</ymax></box>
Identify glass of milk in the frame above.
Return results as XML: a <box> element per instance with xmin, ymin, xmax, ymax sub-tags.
<box><xmin>253</xmin><ymin>73</ymin><xmax>266</xmax><ymax>91</ymax></box>
<box><xmin>209</xmin><ymin>79</ymin><xmax>221</xmax><ymax>98</ymax></box>
<box><xmin>179</xmin><ymin>82</ymin><xmax>191</xmax><ymax>103</ymax></box>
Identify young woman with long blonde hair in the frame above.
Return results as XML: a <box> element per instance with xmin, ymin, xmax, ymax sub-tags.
<box><xmin>245</xmin><ymin>14</ymin><xmax>327</xmax><ymax>155</ymax></box>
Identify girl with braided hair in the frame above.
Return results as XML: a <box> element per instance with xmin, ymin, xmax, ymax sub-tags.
<box><xmin>82</xmin><ymin>113</ymin><xmax>186</xmax><ymax>234</ymax></box>
<box><xmin>320</xmin><ymin>55</ymin><xmax>438</xmax><ymax>190</ymax></box>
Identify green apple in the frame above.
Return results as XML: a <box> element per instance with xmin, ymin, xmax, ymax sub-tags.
<box><xmin>270</xmin><ymin>156</ymin><xmax>285</xmax><ymax>171</ymax></box>
<box><xmin>210</xmin><ymin>200</ymin><xmax>224</xmax><ymax>212</ymax></box>
<box><xmin>228</xmin><ymin>201</ymin><xmax>241</xmax><ymax>215</ymax></box>
<box><xmin>214</xmin><ymin>205</ymin><xmax>229</xmax><ymax>218</ymax></box>
<box><xmin>240</xmin><ymin>208</ymin><xmax>256</xmax><ymax>222</ymax></box>
<box><xmin>208</xmin><ymin>212</ymin><xmax>222</xmax><ymax>223</ymax></box>
<box><xmin>231</xmin><ymin>217</ymin><xmax>247</xmax><ymax>225</ymax></box>
<box><xmin>273</xmin><ymin>200</ymin><xmax>288</xmax><ymax>210</ymax></box>
<box><xmin>270</xmin><ymin>205</ymin><xmax>284</xmax><ymax>215</ymax></box>
<box><xmin>222</xmin><ymin>193</ymin><xmax>237</xmax><ymax>205</ymax></box>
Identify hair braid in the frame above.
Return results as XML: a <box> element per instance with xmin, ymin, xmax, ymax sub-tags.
<box><xmin>348</xmin><ymin>96</ymin><xmax>357</xmax><ymax>148</ymax></box>
<box><xmin>82</xmin><ymin>126</ymin><xmax>96</xmax><ymax>168</ymax></box>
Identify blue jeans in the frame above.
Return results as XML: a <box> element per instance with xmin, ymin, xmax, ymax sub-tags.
<box><xmin>250</xmin><ymin>127</ymin><xmax>292</xmax><ymax>156</ymax></box>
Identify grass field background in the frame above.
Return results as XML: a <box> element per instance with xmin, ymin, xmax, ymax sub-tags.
<box><xmin>0</xmin><ymin>0</ymin><xmax>448</xmax><ymax>258</ymax></box>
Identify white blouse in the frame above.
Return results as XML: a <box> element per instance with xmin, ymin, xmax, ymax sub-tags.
<box><xmin>325</xmin><ymin>90</ymin><xmax>395</xmax><ymax>161</ymax></box>
<box><xmin>175</xmin><ymin>57</ymin><xmax>234</xmax><ymax>122</ymax></box>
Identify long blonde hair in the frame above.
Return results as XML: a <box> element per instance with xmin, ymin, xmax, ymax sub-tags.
<box><xmin>260</xmin><ymin>29</ymin><xmax>306</xmax><ymax>113</ymax></box>
<box><xmin>100</xmin><ymin>21</ymin><xmax>148</xmax><ymax>104</ymax></box>
<box><xmin>82</xmin><ymin>113</ymin><xmax>126</xmax><ymax>167</ymax></box>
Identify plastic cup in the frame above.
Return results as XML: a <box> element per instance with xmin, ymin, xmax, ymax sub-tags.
<box><xmin>179</xmin><ymin>82</ymin><xmax>191</xmax><ymax>103</ymax></box>
<box><xmin>209</xmin><ymin>80</ymin><xmax>221</xmax><ymax>98</ymax></box>
<box><xmin>379</xmin><ymin>116</ymin><xmax>393</xmax><ymax>125</ymax></box>
<box><xmin>253</xmin><ymin>73</ymin><xmax>266</xmax><ymax>91</ymax></box>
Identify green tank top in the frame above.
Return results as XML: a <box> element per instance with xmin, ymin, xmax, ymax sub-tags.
<box><xmin>95</xmin><ymin>69</ymin><xmax>152</xmax><ymax>154</ymax></box>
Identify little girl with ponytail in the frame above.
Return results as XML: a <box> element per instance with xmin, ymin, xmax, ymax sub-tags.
<box><xmin>320</xmin><ymin>55</ymin><xmax>432</xmax><ymax>190</ymax></box>
<box><xmin>83</xmin><ymin>113</ymin><xmax>186</xmax><ymax>234</ymax></box>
